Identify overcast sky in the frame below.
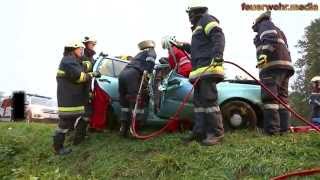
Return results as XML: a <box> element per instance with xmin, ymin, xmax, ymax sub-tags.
<box><xmin>0</xmin><ymin>0</ymin><xmax>319</xmax><ymax>98</ymax></box>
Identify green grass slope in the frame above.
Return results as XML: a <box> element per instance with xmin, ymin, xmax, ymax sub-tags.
<box><xmin>1</xmin><ymin>122</ymin><xmax>320</xmax><ymax>179</ymax></box>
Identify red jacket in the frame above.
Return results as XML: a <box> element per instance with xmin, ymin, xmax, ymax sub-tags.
<box><xmin>168</xmin><ymin>46</ymin><xmax>192</xmax><ymax>77</ymax></box>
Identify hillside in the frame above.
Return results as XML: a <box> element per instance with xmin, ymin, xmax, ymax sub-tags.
<box><xmin>1</xmin><ymin>122</ymin><xmax>320</xmax><ymax>179</ymax></box>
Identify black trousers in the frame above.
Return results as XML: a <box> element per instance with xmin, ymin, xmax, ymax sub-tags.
<box><xmin>192</xmin><ymin>78</ymin><xmax>224</xmax><ymax>138</ymax></box>
<box><xmin>54</xmin><ymin>113</ymin><xmax>87</xmax><ymax>147</ymax></box>
<box><xmin>118</xmin><ymin>67</ymin><xmax>148</xmax><ymax>122</ymax></box>
<box><xmin>260</xmin><ymin>69</ymin><xmax>292</xmax><ymax>134</ymax></box>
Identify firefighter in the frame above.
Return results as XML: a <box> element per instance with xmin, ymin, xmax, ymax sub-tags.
<box><xmin>82</xmin><ymin>36</ymin><xmax>97</xmax><ymax>63</ymax></box>
<box><xmin>81</xmin><ymin>36</ymin><xmax>96</xmax><ymax>133</ymax></box>
<box><xmin>118</xmin><ymin>40</ymin><xmax>156</xmax><ymax>137</ymax></box>
<box><xmin>53</xmin><ymin>40</ymin><xmax>101</xmax><ymax>155</ymax></box>
<box><xmin>161</xmin><ymin>35</ymin><xmax>192</xmax><ymax>77</ymax></box>
<box><xmin>310</xmin><ymin>76</ymin><xmax>320</xmax><ymax>125</ymax></box>
<box><xmin>252</xmin><ymin>11</ymin><xmax>295</xmax><ymax>135</ymax></box>
<box><xmin>179</xmin><ymin>1</ymin><xmax>225</xmax><ymax>146</ymax></box>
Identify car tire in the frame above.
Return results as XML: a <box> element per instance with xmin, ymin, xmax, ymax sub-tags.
<box><xmin>221</xmin><ymin>100</ymin><xmax>257</xmax><ymax>131</ymax></box>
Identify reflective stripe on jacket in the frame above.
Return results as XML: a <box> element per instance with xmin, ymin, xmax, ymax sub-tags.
<box><xmin>56</xmin><ymin>55</ymin><xmax>91</xmax><ymax>112</ymax></box>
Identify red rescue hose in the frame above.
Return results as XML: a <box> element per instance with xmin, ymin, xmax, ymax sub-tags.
<box><xmin>129</xmin><ymin>59</ymin><xmax>320</xmax><ymax>140</ymax></box>
<box><xmin>271</xmin><ymin>168</ymin><xmax>320</xmax><ymax>180</ymax></box>
<box><xmin>130</xmin><ymin>67</ymin><xmax>205</xmax><ymax>140</ymax></box>
<box><xmin>224</xmin><ymin>61</ymin><xmax>320</xmax><ymax>133</ymax></box>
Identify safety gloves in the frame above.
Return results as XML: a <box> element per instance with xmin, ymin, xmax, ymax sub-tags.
<box><xmin>256</xmin><ymin>54</ymin><xmax>267</xmax><ymax>68</ymax></box>
<box><xmin>89</xmin><ymin>71</ymin><xmax>101</xmax><ymax>78</ymax></box>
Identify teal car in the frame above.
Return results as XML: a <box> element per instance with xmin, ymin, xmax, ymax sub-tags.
<box><xmin>93</xmin><ymin>56</ymin><xmax>263</xmax><ymax>130</ymax></box>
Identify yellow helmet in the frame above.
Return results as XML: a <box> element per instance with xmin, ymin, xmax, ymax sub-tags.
<box><xmin>118</xmin><ymin>55</ymin><xmax>133</xmax><ymax>61</ymax></box>
<box><xmin>138</xmin><ymin>40</ymin><xmax>156</xmax><ymax>50</ymax></box>
<box><xmin>65</xmin><ymin>40</ymin><xmax>84</xmax><ymax>48</ymax></box>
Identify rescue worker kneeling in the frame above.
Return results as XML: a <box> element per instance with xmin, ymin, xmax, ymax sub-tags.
<box><xmin>53</xmin><ymin>40</ymin><xmax>101</xmax><ymax>155</ymax></box>
<box><xmin>118</xmin><ymin>40</ymin><xmax>156</xmax><ymax>137</ymax></box>
<box><xmin>252</xmin><ymin>11</ymin><xmax>294</xmax><ymax>135</ymax></box>
<box><xmin>179</xmin><ymin>1</ymin><xmax>225</xmax><ymax>145</ymax></box>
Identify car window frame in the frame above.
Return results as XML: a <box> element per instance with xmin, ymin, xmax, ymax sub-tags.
<box><xmin>98</xmin><ymin>57</ymin><xmax>128</xmax><ymax>78</ymax></box>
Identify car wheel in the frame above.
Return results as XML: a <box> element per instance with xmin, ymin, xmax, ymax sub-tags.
<box><xmin>221</xmin><ymin>100</ymin><xmax>257</xmax><ymax>131</ymax></box>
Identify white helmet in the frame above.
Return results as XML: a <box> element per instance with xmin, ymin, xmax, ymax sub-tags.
<box><xmin>311</xmin><ymin>76</ymin><xmax>320</xmax><ymax>82</ymax></box>
<box><xmin>65</xmin><ymin>40</ymin><xmax>84</xmax><ymax>48</ymax></box>
<box><xmin>83</xmin><ymin>36</ymin><xmax>97</xmax><ymax>44</ymax></box>
<box><xmin>186</xmin><ymin>0</ymin><xmax>208</xmax><ymax>13</ymax></box>
<box><xmin>161</xmin><ymin>35</ymin><xmax>177</xmax><ymax>49</ymax></box>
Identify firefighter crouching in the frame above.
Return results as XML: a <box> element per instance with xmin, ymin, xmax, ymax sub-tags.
<box><xmin>118</xmin><ymin>40</ymin><xmax>156</xmax><ymax>137</ymax></box>
<box><xmin>53</xmin><ymin>40</ymin><xmax>101</xmax><ymax>155</ymax></box>
<box><xmin>252</xmin><ymin>11</ymin><xmax>295</xmax><ymax>135</ymax></box>
<box><xmin>179</xmin><ymin>1</ymin><xmax>225</xmax><ymax>146</ymax></box>
<box><xmin>310</xmin><ymin>76</ymin><xmax>320</xmax><ymax>126</ymax></box>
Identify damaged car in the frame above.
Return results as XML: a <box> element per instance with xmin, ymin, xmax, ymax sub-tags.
<box><xmin>93</xmin><ymin>56</ymin><xmax>263</xmax><ymax>130</ymax></box>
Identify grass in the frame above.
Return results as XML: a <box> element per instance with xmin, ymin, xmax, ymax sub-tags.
<box><xmin>1</xmin><ymin>122</ymin><xmax>320</xmax><ymax>179</ymax></box>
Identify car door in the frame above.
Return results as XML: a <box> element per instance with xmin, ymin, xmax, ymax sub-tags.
<box><xmin>156</xmin><ymin>70</ymin><xmax>194</xmax><ymax>119</ymax></box>
<box><xmin>94</xmin><ymin>57</ymin><xmax>127</xmax><ymax>100</ymax></box>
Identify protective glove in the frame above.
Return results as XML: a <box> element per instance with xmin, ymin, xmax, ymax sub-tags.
<box><xmin>256</xmin><ymin>54</ymin><xmax>267</xmax><ymax>68</ymax></box>
<box><xmin>89</xmin><ymin>71</ymin><xmax>101</xmax><ymax>78</ymax></box>
<box><xmin>82</xmin><ymin>60</ymin><xmax>92</xmax><ymax>72</ymax></box>
<box><xmin>210</xmin><ymin>57</ymin><xmax>224</xmax><ymax>67</ymax></box>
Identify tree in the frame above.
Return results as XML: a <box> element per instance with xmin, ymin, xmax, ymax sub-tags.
<box><xmin>291</xmin><ymin>18</ymin><xmax>320</xmax><ymax>120</ymax></box>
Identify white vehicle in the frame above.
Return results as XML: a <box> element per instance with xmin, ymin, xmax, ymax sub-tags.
<box><xmin>0</xmin><ymin>107</ymin><xmax>12</xmax><ymax>118</ymax></box>
<box><xmin>25</xmin><ymin>94</ymin><xmax>59</xmax><ymax>122</ymax></box>
<box><xmin>0</xmin><ymin>97</ymin><xmax>11</xmax><ymax>119</ymax></box>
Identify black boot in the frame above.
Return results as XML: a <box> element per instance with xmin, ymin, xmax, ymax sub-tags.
<box><xmin>279</xmin><ymin>109</ymin><xmax>290</xmax><ymax>133</ymax></box>
<box><xmin>182</xmin><ymin>112</ymin><xmax>206</xmax><ymax>144</ymax></box>
<box><xmin>119</xmin><ymin>121</ymin><xmax>129</xmax><ymax>137</ymax></box>
<box><xmin>205</xmin><ymin>111</ymin><xmax>224</xmax><ymax>138</ymax></box>
<box><xmin>263</xmin><ymin>108</ymin><xmax>280</xmax><ymax>135</ymax></box>
<box><xmin>53</xmin><ymin>132</ymin><xmax>72</xmax><ymax>155</ymax></box>
<box><xmin>181</xmin><ymin>132</ymin><xmax>205</xmax><ymax>144</ymax></box>
<box><xmin>73</xmin><ymin>118</ymin><xmax>88</xmax><ymax>145</ymax></box>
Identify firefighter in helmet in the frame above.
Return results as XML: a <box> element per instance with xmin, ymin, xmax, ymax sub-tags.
<box><xmin>179</xmin><ymin>1</ymin><xmax>225</xmax><ymax>145</ymax></box>
<box><xmin>82</xmin><ymin>36</ymin><xmax>97</xmax><ymax>63</ymax></box>
<box><xmin>81</xmin><ymin>36</ymin><xmax>96</xmax><ymax>133</ymax></box>
<box><xmin>118</xmin><ymin>40</ymin><xmax>156</xmax><ymax>137</ymax></box>
<box><xmin>252</xmin><ymin>11</ymin><xmax>295</xmax><ymax>135</ymax></box>
<box><xmin>53</xmin><ymin>40</ymin><xmax>101</xmax><ymax>155</ymax></box>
